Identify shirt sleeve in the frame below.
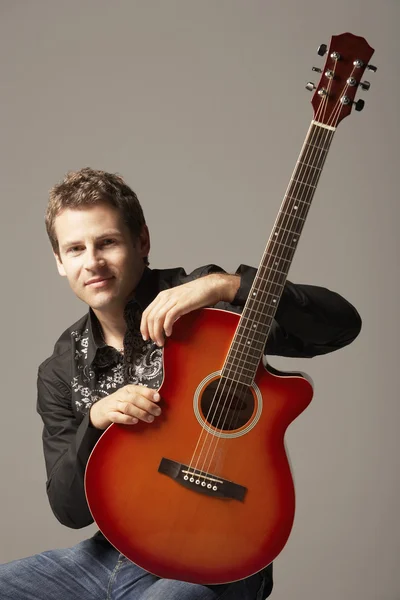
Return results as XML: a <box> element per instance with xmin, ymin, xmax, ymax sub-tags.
<box><xmin>37</xmin><ymin>365</ymin><xmax>103</xmax><ymax>529</ymax></box>
<box><xmin>215</xmin><ymin>264</ymin><xmax>362</xmax><ymax>357</ymax></box>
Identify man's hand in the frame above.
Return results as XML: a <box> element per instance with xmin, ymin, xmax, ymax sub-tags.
<box><xmin>140</xmin><ymin>273</ymin><xmax>240</xmax><ymax>347</ymax></box>
<box><xmin>89</xmin><ymin>385</ymin><xmax>162</xmax><ymax>430</ymax></box>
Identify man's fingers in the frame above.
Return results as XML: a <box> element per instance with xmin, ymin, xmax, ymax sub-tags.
<box><xmin>163</xmin><ymin>308</ymin><xmax>181</xmax><ymax>337</ymax></box>
<box><xmin>108</xmin><ymin>411</ymin><xmax>138</xmax><ymax>425</ymax></box>
<box><xmin>123</xmin><ymin>386</ymin><xmax>160</xmax><ymax>402</ymax></box>
<box><xmin>117</xmin><ymin>392</ymin><xmax>162</xmax><ymax>422</ymax></box>
<box><xmin>144</xmin><ymin>300</ymin><xmax>178</xmax><ymax>346</ymax></box>
<box><xmin>140</xmin><ymin>294</ymin><xmax>166</xmax><ymax>340</ymax></box>
<box><xmin>140</xmin><ymin>278</ymin><xmax>220</xmax><ymax>343</ymax></box>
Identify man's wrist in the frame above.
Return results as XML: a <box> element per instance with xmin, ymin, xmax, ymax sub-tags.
<box><xmin>89</xmin><ymin>401</ymin><xmax>106</xmax><ymax>430</ymax></box>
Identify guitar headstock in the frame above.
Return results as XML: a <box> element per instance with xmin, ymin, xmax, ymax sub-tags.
<box><xmin>307</xmin><ymin>33</ymin><xmax>375</xmax><ymax>127</ymax></box>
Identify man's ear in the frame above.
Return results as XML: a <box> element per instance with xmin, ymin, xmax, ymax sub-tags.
<box><xmin>53</xmin><ymin>252</ymin><xmax>67</xmax><ymax>277</ymax></box>
<box><xmin>138</xmin><ymin>224</ymin><xmax>151</xmax><ymax>258</ymax></box>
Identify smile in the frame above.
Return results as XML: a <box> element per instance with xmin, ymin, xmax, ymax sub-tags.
<box><xmin>86</xmin><ymin>277</ymin><xmax>114</xmax><ymax>288</ymax></box>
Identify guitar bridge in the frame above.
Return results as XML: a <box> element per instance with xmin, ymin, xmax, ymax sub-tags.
<box><xmin>158</xmin><ymin>457</ymin><xmax>247</xmax><ymax>502</ymax></box>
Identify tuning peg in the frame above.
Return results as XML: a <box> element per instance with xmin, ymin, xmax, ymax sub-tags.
<box><xmin>305</xmin><ymin>82</ymin><xmax>316</xmax><ymax>91</ymax></box>
<box><xmin>312</xmin><ymin>66</ymin><xmax>322</xmax><ymax>73</ymax></box>
<box><xmin>366</xmin><ymin>64</ymin><xmax>377</xmax><ymax>72</ymax></box>
<box><xmin>359</xmin><ymin>81</ymin><xmax>371</xmax><ymax>91</ymax></box>
<box><xmin>354</xmin><ymin>99</ymin><xmax>365</xmax><ymax>112</ymax></box>
<box><xmin>317</xmin><ymin>44</ymin><xmax>327</xmax><ymax>56</ymax></box>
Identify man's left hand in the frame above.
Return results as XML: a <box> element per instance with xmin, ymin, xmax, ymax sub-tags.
<box><xmin>140</xmin><ymin>273</ymin><xmax>240</xmax><ymax>347</ymax></box>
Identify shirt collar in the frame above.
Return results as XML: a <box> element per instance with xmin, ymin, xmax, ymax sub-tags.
<box><xmin>86</xmin><ymin>267</ymin><xmax>160</xmax><ymax>367</ymax></box>
<box><xmin>129</xmin><ymin>265</ymin><xmax>160</xmax><ymax>312</ymax></box>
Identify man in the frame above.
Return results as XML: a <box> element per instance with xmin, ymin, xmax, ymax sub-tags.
<box><xmin>0</xmin><ymin>167</ymin><xmax>362</xmax><ymax>599</ymax></box>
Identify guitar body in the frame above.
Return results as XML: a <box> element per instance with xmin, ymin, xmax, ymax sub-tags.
<box><xmin>85</xmin><ymin>308</ymin><xmax>313</xmax><ymax>584</ymax></box>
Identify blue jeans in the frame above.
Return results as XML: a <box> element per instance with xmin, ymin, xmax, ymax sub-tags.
<box><xmin>0</xmin><ymin>531</ymin><xmax>273</xmax><ymax>599</ymax></box>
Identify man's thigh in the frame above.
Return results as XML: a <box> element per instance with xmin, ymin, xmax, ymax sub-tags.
<box><xmin>113</xmin><ymin>557</ymin><xmax>273</xmax><ymax>600</ymax></box>
<box><xmin>0</xmin><ymin>535</ymin><xmax>119</xmax><ymax>600</ymax></box>
<box><xmin>0</xmin><ymin>535</ymin><xmax>273</xmax><ymax>600</ymax></box>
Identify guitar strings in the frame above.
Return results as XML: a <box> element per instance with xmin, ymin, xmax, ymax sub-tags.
<box><xmin>188</xmin><ymin>118</ymin><xmax>334</xmax><ymax>482</ymax></box>
<box><xmin>186</xmin><ymin>86</ymin><xmax>338</xmax><ymax>481</ymax></box>
<box><xmin>215</xmin><ymin>67</ymin><xmax>353</xmax><ymax>445</ymax></box>
<box><xmin>188</xmin><ymin>115</ymin><xmax>333</xmax><ymax>476</ymax></box>
<box><xmin>185</xmin><ymin>59</ymin><xmax>356</xmax><ymax>485</ymax></box>
<box><xmin>184</xmin><ymin>117</ymin><xmax>333</xmax><ymax>483</ymax></box>
<box><xmin>217</xmin><ymin>65</ymin><xmax>354</xmax><ymax>440</ymax></box>
<box><xmin>218</xmin><ymin>68</ymin><xmax>345</xmax><ymax>435</ymax></box>
<box><xmin>214</xmin><ymin>59</ymin><xmax>357</xmax><ymax>427</ymax></box>
<box><xmin>197</xmin><ymin>120</ymin><xmax>333</xmax><ymax>474</ymax></box>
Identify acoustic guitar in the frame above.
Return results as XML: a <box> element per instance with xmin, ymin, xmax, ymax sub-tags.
<box><xmin>85</xmin><ymin>32</ymin><xmax>375</xmax><ymax>584</ymax></box>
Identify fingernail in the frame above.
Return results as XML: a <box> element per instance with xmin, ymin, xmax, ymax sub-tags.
<box><xmin>153</xmin><ymin>393</ymin><xmax>160</xmax><ymax>401</ymax></box>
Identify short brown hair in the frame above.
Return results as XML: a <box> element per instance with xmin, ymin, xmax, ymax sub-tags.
<box><xmin>46</xmin><ymin>167</ymin><xmax>148</xmax><ymax>265</ymax></box>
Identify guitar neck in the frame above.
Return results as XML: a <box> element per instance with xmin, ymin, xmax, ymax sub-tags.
<box><xmin>222</xmin><ymin>121</ymin><xmax>336</xmax><ymax>385</ymax></box>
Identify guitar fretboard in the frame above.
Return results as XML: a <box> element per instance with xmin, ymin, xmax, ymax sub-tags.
<box><xmin>221</xmin><ymin>122</ymin><xmax>335</xmax><ymax>385</ymax></box>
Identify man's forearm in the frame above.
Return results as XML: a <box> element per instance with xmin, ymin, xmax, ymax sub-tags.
<box><xmin>206</xmin><ymin>273</ymin><xmax>241</xmax><ymax>304</ymax></box>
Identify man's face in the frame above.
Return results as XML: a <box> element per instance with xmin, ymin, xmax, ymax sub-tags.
<box><xmin>54</xmin><ymin>203</ymin><xmax>150</xmax><ymax>314</ymax></box>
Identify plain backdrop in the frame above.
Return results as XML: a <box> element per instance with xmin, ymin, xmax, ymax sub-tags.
<box><xmin>0</xmin><ymin>1</ymin><xmax>398</xmax><ymax>599</ymax></box>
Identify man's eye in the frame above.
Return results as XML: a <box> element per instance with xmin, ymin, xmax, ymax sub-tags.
<box><xmin>102</xmin><ymin>239</ymin><xmax>116</xmax><ymax>246</ymax></box>
<box><xmin>67</xmin><ymin>246</ymin><xmax>82</xmax><ymax>254</ymax></box>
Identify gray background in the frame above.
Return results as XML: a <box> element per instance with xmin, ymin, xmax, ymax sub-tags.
<box><xmin>0</xmin><ymin>1</ymin><xmax>398</xmax><ymax>599</ymax></box>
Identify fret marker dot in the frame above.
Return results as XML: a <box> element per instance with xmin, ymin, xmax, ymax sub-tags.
<box><xmin>293</xmin><ymin>238</ymin><xmax>297</xmax><ymax>242</ymax></box>
<box><xmin>274</xmin><ymin>232</ymin><xmax>278</xmax><ymax>236</ymax></box>
<box><xmin>273</xmin><ymin>299</ymin><xmax>276</xmax><ymax>303</ymax></box>
<box><xmin>294</xmin><ymin>205</ymin><xmax>298</xmax><ymax>210</ymax></box>
<box><xmin>275</xmin><ymin>261</ymin><xmax>279</xmax><ymax>266</ymax></box>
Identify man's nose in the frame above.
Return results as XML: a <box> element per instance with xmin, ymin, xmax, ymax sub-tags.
<box><xmin>84</xmin><ymin>248</ymin><xmax>105</xmax><ymax>270</ymax></box>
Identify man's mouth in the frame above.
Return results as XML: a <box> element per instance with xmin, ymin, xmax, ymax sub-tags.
<box><xmin>85</xmin><ymin>276</ymin><xmax>114</xmax><ymax>287</ymax></box>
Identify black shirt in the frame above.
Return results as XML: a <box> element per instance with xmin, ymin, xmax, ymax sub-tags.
<box><xmin>37</xmin><ymin>264</ymin><xmax>361</xmax><ymax>530</ymax></box>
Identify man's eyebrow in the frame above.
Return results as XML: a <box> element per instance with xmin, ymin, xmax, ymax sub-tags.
<box><xmin>61</xmin><ymin>231</ymin><xmax>122</xmax><ymax>250</ymax></box>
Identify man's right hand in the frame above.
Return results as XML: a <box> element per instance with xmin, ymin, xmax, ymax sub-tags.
<box><xmin>89</xmin><ymin>385</ymin><xmax>162</xmax><ymax>430</ymax></box>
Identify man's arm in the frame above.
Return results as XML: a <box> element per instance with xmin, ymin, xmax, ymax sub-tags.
<box><xmin>142</xmin><ymin>263</ymin><xmax>361</xmax><ymax>356</ymax></box>
<box><xmin>226</xmin><ymin>264</ymin><xmax>362</xmax><ymax>357</ymax></box>
<box><xmin>140</xmin><ymin>271</ymin><xmax>240</xmax><ymax>346</ymax></box>
<box><xmin>37</xmin><ymin>366</ymin><xmax>102</xmax><ymax>528</ymax></box>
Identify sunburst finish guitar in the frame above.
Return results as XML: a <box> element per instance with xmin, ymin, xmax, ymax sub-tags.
<box><xmin>85</xmin><ymin>33</ymin><xmax>375</xmax><ymax>584</ymax></box>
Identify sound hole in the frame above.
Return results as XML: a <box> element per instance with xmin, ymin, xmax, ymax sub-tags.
<box><xmin>200</xmin><ymin>378</ymin><xmax>255</xmax><ymax>431</ymax></box>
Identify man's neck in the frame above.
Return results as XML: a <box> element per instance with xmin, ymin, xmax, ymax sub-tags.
<box><xmin>93</xmin><ymin>308</ymin><xmax>127</xmax><ymax>348</ymax></box>
<box><xmin>92</xmin><ymin>266</ymin><xmax>147</xmax><ymax>348</ymax></box>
